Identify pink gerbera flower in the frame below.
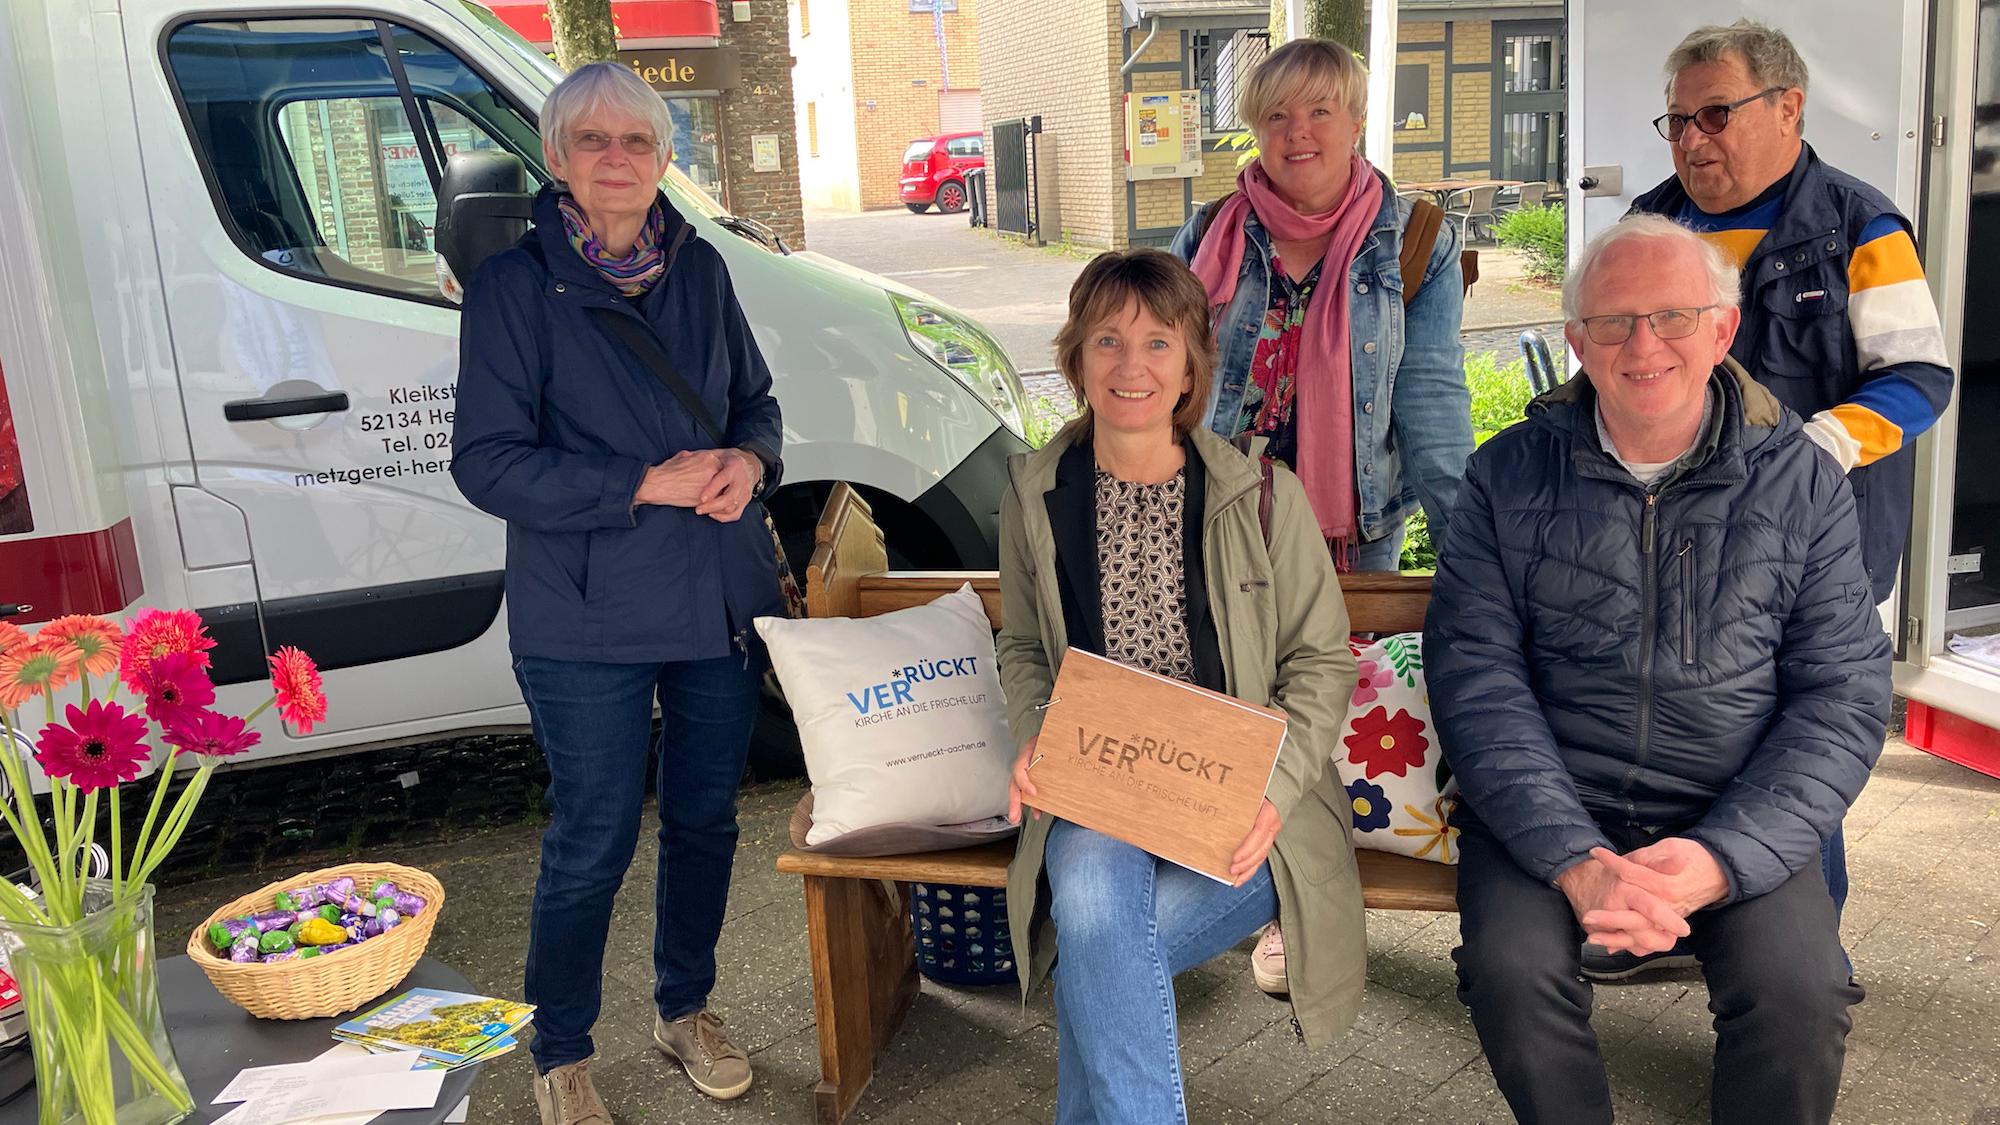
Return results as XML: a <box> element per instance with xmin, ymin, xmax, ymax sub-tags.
<box><xmin>268</xmin><ymin>647</ymin><xmax>327</xmax><ymax>735</ymax></box>
<box><xmin>142</xmin><ymin>652</ymin><xmax>216</xmax><ymax>727</ymax></box>
<box><xmin>161</xmin><ymin>708</ymin><xmax>261</xmax><ymax>759</ymax></box>
<box><xmin>35</xmin><ymin>699</ymin><xmax>151</xmax><ymax>791</ymax></box>
<box><xmin>119</xmin><ymin>609</ymin><xmax>216</xmax><ymax>694</ymax></box>
<box><xmin>39</xmin><ymin>615</ymin><xmax>123</xmax><ymax>679</ymax></box>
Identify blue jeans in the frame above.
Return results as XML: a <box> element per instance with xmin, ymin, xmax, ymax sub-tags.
<box><xmin>1042</xmin><ymin>820</ymin><xmax>1279</xmax><ymax>1125</ymax></box>
<box><xmin>1352</xmin><ymin>516</ymin><xmax>1407</xmax><ymax>572</ymax></box>
<box><xmin>514</xmin><ymin>654</ymin><xmax>764</xmax><ymax>1074</ymax></box>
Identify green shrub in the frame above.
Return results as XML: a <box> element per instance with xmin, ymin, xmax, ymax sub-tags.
<box><xmin>1494</xmin><ymin>203</ymin><xmax>1566</xmax><ymax>285</ymax></box>
<box><xmin>1397</xmin><ymin>349</ymin><xmax>1539</xmax><ymax>570</ymax></box>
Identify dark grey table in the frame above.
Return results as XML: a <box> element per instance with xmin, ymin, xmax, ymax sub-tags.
<box><xmin>0</xmin><ymin>956</ymin><xmax>484</xmax><ymax>1123</ymax></box>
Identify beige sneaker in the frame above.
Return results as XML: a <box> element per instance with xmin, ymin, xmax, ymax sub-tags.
<box><xmin>653</xmin><ymin>1010</ymin><xmax>753</xmax><ymax>1100</ymax></box>
<box><xmin>533</xmin><ymin>1059</ymin><xmax>612</xmax><ymax>1125</ymax></box>
<box><xmin>1251</xmin><ymin>921</ymin><xmax>1289</xmax><ymax>996</ymax></box>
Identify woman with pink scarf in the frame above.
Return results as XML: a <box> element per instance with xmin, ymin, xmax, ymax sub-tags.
<box><xmin>1168</xmin><ymin>37</ymin><xmax>1474</xmax><ymax>997</ymax></box>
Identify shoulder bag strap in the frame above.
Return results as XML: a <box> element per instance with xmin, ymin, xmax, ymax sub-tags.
<box><xmin>1399</xmin><ymin>199</ymin><xmax>1445</xmax><ymax>310</ymax></box>
<box><xmin>1230</xmin><ymin>433</ymin><xmax>1275</xmax><ymax>548</ymax></box>
<box><xmin>584</xmin><ymin>305</ymin><xmax>727</xmax><ymax>447</ymax></box>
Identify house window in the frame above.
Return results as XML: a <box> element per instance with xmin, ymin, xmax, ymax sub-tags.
<box><xmin>1393</xmin><ymin>64</ymin><xmax>1429</xmax><ymax>130</ymax></box>
<box><xmin>798</xmin><ymin>0</ymin><xmax>810</xmax><ymax>36</ymax></box>
<box><xmin>1191</xmin><ymin>28</ymin><xmax>1271</xmax><ymax>133</ymax></box>
<box><xmin>806</xmin><ymin>102</ymin><xmax>819</xmax><ymax>157</ymax></box>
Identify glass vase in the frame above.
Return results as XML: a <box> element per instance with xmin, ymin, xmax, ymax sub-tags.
<box><xmin>0</xmin><ymin>882</ymin><xmax>193</xmax><ymax>1125</ymax></box>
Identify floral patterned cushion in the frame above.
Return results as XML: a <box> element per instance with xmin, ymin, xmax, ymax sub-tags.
<box><xmin>1334</xmin><ymin>633</ymin><xmax>1459</xmax><ymax>865</ymax></box>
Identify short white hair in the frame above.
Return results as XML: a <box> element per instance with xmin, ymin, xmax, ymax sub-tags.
<box><xmin>540</xmin><ymin>60</ymin><xmax>675</xmax><ymax>168</ymax></box>
<box><xmin>1563</xmin><ymin>214</ymin><xmax>1741</xmax><ymax>322</ymax></box>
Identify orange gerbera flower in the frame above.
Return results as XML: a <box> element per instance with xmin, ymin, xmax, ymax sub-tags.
<box><xmin>0</xmin><ymin>639</ymin><xmax>79</xmax><ymax>711</ymax></box>
<box><xmin>0</xmin><ymin>622</ymin><xmax>27</xmax><ymax>656</ymax></box>
<box><xmin>268</xmin><ymin>646</ymin><xmax>327</xmax><ymax>735</ymax></box>
<box><xmin>119</xmin><ymin>609</ymin><xmax>216</xmax><ymax>693</ymax></box>
<box><xmin>39</xmin><ymin>615</ymin><xmax>123</xmax><ymax>679</ymax></box>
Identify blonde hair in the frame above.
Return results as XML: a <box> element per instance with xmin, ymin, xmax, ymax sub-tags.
<box><xmin>1240</xmin><ymin>38</ymin><xmax>1369</xmax><ymax>131</ymax></box>
<box><xmin>1053</xmin><ymin>249</ymin><xmax>1218</xmax><ymax>439</ymax></box>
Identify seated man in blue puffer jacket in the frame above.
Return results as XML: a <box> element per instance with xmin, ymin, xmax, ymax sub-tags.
<box><xmin>1424</xmin><ymin>214</ymin><xmax>1891</xmax><ymax>1125</ymax></box>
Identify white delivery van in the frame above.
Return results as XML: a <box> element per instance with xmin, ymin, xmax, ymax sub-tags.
<box><xmin>0</xmin><ymin>0</ymin><xmax>1028</xmax><ymax>765</ymax></box>
<box><xmin>1564</xmin><ymin>0</ymin><xmax>2000</xmax><ymax>770</ymax></box>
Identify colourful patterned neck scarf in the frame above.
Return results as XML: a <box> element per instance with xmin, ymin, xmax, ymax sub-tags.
<box><xmin>559</xmin><ymin>193</ymin><xmax>667</xmax><ymax>297</ymax></box>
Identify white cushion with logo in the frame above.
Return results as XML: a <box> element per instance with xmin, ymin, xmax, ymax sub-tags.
<box><xmin>756</xmin><ymin>584</ymin><xmax>1014</xmax><ymax>848</ymax></box>
<box><xmin>1333</xmin><ymin>632</ymin><xmax>1460</xmax><ymax>865</ymax></box>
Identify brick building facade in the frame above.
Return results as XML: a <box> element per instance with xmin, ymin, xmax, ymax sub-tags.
<box><xmin>790</xmin><ymin>0</ymin><xmax>982</xmax><ymax>211</ymax></box>
<box><xmin>977</xmin><ymin>0</ymin><xmax>1564</xmax><ymax>250</ymax></box>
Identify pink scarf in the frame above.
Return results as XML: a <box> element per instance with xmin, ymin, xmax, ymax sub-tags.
<box><xmin>1190</xmin><ymin>156</ymin><xmax>1383</xmax><ymax>550</ymax></box>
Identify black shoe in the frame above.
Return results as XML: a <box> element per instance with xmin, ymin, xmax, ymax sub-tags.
<box><xmin>1580</xmin><ymin>941</ymin><xmax>1699</xmax><ymax>981</ymax></box>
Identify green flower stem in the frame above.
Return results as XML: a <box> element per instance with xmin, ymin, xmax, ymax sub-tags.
<box><xmin>241</xmin><ymin>694</ymin><xmax>277</xmax><ymax>726</ymax></box>
<box><xmin>109</xmin><ymin>786</ymin><xmax>122</xmax><ymax>898</ymax></box>
<box><xmin>132</xmin><ymin>763</ymin><xmax>212</xmax><ymax>887</ymax></box>
<box><xmin>0</xmin><ymin>870</ymin><xmax>49</xmax><ymax>926</ymax></box>
<box><xmin>99</xmin><ymin>981</ymin><xmax>193</xmax><ymax>1112</ymax></box>
<box><xmin>50</xmin><ymin>783</ymin><xmax>75</xmax><ymax>919</ymax></box>
<box><xmin>76</xmin><ymin>790</ymin><xmax>99</xmax><ymax>915</ymax></box>
<box><xmin>0</xmin><ymin>719</ymin><xmax>61</xmax><ymax>909</ymax></box>
<box><xmin>125</xmin><ymin>750</ymin><xmax>180</xmax><ymax>887</ymax></box>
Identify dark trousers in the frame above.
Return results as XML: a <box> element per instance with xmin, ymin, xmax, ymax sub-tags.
<box><xmin>1453</xmin><ymin>818</ymin><xmax>1862</xmax><ymax>1125</ymax></box>
<box><xmin>515</xmin><ymin>654</ymin><xmax>764</xmax><ymax>1074</ymax></box>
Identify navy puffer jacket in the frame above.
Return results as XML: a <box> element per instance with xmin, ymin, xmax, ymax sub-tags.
<box><xmin>1424</xmin><ymin>362</ymin><xmax>1891</xmax><ymax>903</ymax></box>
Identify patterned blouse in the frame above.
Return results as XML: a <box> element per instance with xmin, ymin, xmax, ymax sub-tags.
<box><xmin>1094</xmin><ymin>468</ymin><xmax>1194</xmax><ymax>684</ymax></box>
<box><xmin>1222</xmin><ymin>254</ymin><xmax>1323</xmax><ymax>471</ymax></box>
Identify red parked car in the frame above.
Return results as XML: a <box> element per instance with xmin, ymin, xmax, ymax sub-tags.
<box><xmin>900</xmin><ymin>131</ymin><xmax>984</xmax><ymax>214</ymax></box>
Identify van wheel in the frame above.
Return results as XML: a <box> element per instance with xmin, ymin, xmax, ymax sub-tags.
<box><xmin>936</xmin><ymin>180</ymin><xmax>967</xmax><ymax>214</ymax></box>
<box><xmin>906</xmin><ymin>202</ymin><xmax>931</xmax><ymax>214</ymax></box>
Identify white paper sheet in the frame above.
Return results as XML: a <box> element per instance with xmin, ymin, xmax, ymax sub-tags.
<box><xmin>214</xmin><ymin>1047</ymin><xmax>420</xmax><ymax>1104</ymax></box>
<box><xmin>212</xmin><ymin>1065</ymin><xmax>444</xmax><ymax>1125</ymax></box>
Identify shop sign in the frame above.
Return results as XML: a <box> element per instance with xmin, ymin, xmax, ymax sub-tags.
<box><xmin>620</xmin><ymin>48</ymin><xmax>739</xmax><ymax>93</ymax></box>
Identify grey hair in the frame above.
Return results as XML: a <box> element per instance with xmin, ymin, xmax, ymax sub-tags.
<box><xmin>540</xmin><ymin>60</ymin><xmax>675</xmax><ymax>169</ymax></box>
<box><xmin>1663</xmin><ymin>19</ymin><xmax>1810</xmax><ymax>99</ymax></box>
<box><xmin>1562</xmin><ymin>214</ymin><xmax>1741</xmax><ymax>322</ymax></box>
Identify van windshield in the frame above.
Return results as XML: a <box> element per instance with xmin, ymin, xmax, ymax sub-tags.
<box><xmin>458</xmin><ymin>1</ymin><xmax>564</xmax><ymax>86</ymax></box>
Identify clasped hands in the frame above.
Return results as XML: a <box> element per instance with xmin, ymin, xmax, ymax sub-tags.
<box><xmin>1555</xmin><ymin>837</ymin><xmax>1731</xmax><ymax>955</ymax></box>
<box><xmin>1006</xmin><ymin>735</ymin><xmax>1282</xmax><ymax>888</ymax></box>
<box><xmin>634</xmin><ymin>448</ymin><xmax>762</xmax><ymax>521</ymax></box>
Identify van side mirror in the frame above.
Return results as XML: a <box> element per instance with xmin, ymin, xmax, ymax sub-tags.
<box><xmin>435</xmin><ymin>151</ymin><xmax>535</xmax><ymax>296</ymax></box>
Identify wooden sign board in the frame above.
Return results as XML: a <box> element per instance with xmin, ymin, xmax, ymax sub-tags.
<box><xmin>1026</xmin><ymin>650</ymin><xmax>1287</xmax><ymax>882</ymax></box>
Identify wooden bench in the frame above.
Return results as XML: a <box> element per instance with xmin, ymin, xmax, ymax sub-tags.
<box><xmin>776</xmin><ymin>483</ymin><xmax>1457</xmax><ymax>1124</ymax></box>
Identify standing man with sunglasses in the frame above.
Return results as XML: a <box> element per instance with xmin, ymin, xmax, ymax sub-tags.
<box><xmin>1425</xmin><ymin>215</ymin><xmax>1891</xmax><ymax>1125</ymax></box>
<box><xmin>1607</xmin><ymin>19</ymin><xmax>1954</xmax><ymax>982</ymax></box>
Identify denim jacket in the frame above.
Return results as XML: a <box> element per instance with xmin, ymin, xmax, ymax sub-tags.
<box><xmin>1169</xmin><ymin>167</ymin><xmax>1473</xmax><ymax>543</ymax></box>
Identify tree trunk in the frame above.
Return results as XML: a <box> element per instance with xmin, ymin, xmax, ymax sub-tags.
<box><xmin>1308</xmin><ymin>0</ymin><xmax>1367</xmax><ymax>56</ymax></box>
<box><xmin>547</xmin><ymin>0</ymin><xmax>619</xmax><ymax>70</ymax></box>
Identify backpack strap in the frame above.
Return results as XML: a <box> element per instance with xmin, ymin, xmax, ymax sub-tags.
<box><xmin>1231</xmin><ymin>433</ymin><xmax>1275</xmax><ymax>548</ymax></box>
<box><xmin>1399</xmin><ymin>199</ymin><xmax>1445</xmax><ymax>310</ymax></box>
<box><xmin>1192</xmin><ymin>190</ymin><xmax>1238</xmax><ymax>256</ymax></box>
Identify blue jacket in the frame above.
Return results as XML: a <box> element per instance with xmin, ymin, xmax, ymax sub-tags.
<box><xmin>452</xmin><ymin>188</ymin><xmax>785</xmax><ymax>663</ymax></box>
<box><xmin>1631</xmin><ymin>146</ymin><xmax>1954</xmax><ymax>602</ymax></box>
<box><xmin>1423</xmin><ymin>362</ymin><xmax>1891</xmax><ymax>904</ymax></box>
<box><xmin>1169</xmin><ymin>167</ymin><xmax>1473</xmax><ymax>543</ymax></box>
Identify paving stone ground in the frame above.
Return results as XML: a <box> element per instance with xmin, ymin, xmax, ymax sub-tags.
<box><xmin>154</xmin><ymin>737</ymin><xmax>2000</xmax><ymax>1123</ymax></box>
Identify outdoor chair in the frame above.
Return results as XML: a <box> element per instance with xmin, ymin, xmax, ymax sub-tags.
<box><xmin>1495</xmin><ymin>180</ymin><xmax>1551</xmax><ymax>218</ymax></box>
<box><xmin>1444</xmin><ymin>184</ymin><xmax>1500</xmax><ymax>245</ymax></box>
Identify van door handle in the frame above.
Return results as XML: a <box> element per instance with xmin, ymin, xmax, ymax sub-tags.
<box><xmin>223</xmin><ymin>392</ymin><xmax>350</xmax><ymax>421</ymax></box>
<box><xmin>0</xmin><ymin>604</ymin><xmax>30</xmax><ymax>618</ymax></box>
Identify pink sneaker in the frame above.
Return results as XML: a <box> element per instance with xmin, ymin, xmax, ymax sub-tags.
<box><xmin>1251</xmin><ymin>922</ymin><xmax>1288</xmax><ymax>995</ymax></box>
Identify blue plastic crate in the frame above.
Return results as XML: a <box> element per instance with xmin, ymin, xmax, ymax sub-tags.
<box><xmin>909</xmin><ymin>882</ymin><xmax>1016</xmax><ymax>987</ymax></box>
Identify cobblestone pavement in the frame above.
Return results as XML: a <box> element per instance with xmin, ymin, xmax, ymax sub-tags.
<box><xmin>153</xmin><ymin>737</ymin><xmax>2000</xmax><ymax>1124</ymax></box>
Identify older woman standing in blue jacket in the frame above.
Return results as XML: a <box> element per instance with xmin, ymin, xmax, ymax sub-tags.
<box><xmin>451</xmin><ymin>61</ymin><xmax>781</xmax><ymax>1125</ymax></box>
<box><xmin>1171</xmin><ymin>37</ymin><xmax>1474</xmax><ymax>995</ymax></box>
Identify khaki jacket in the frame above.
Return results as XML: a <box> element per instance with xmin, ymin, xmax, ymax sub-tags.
<box><xmin>998</xmin><ymin>423</ymin><xmax>1365</xmax><ymax>1047</ymax></box>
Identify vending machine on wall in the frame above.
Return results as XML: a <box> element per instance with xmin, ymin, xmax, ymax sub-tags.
<box><xmin>1124</xmin><ymin>89</ymin><xmax>1203</xmax><ymax>181</ymax></box>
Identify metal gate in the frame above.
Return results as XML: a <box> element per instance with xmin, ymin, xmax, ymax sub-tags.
<box><xmin>990</xmin><ymin>116</ymin><xmax>1040</xmax><ymax>240</ymax></box>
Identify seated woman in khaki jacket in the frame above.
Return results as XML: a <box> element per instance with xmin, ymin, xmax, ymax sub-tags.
<box><xmin>997</xmin><ymin>248</ymin><xmax>1365</xmax><ymax>1125</ymax></box>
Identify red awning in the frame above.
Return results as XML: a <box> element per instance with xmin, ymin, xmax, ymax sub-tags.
<box><xmin>475</xmin><ymin>0</ymin><xmax>720</xmax><ymax>46</ymax></box>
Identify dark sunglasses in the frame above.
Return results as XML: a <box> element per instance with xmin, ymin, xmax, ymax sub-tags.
<box><xmin>1652</xmin><ymin>87</ymin><xmax>1785</xmax><ymax>142</ymax></box>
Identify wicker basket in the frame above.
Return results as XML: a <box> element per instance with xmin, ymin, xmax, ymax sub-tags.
<box><xmin>184</xmin><ymin>861</ymin><xmax>445</xmax><ymax>1020</ymax></box>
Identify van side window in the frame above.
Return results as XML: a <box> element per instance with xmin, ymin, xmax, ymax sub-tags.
<box><xmin>165</xmin><ymin>18</ymin><xmax>546</xmax><ymax>301</ymax></box>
